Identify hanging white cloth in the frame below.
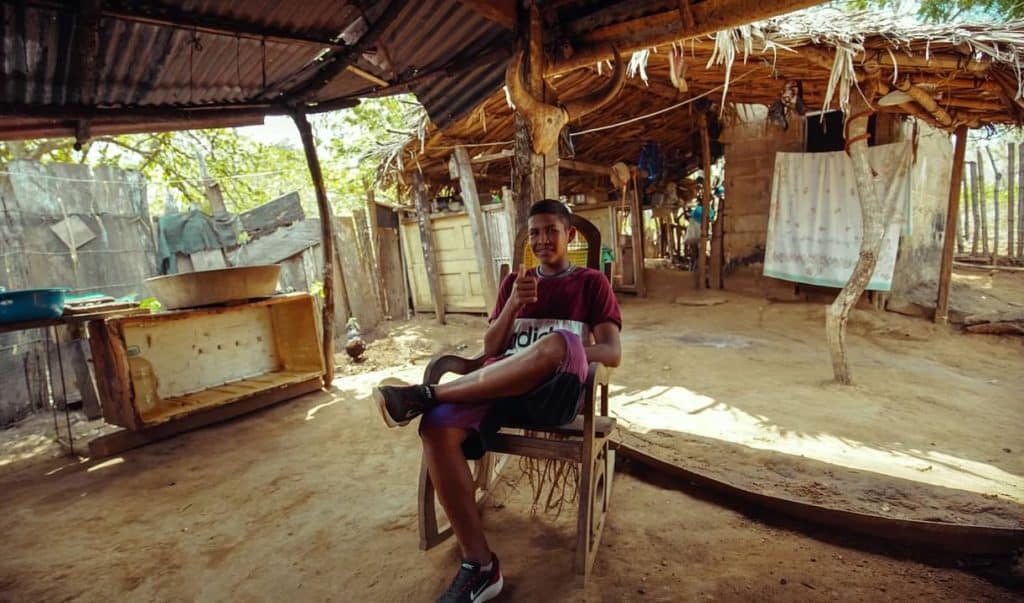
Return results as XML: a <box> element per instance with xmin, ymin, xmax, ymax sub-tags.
<box><xmin>763</xmin><ymin>142</ymin><xmax>912</xmax><ymax>291</ymax></box>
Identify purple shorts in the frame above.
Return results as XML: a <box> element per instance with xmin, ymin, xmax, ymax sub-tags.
<box><xmin>419</xmin><ymin>329</ymin><xmax>589</xmax><ymax>459</ymax></box>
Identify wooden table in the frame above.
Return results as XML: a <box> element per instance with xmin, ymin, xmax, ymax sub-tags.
<box><xmin>0</xmin><ymin>305</ymin><xmax>147</xmax><ymax>454</ymax></box>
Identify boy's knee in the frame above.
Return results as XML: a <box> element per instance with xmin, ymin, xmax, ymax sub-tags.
<box><xmin>534</xmin><ymin>332</ymin><xmax>567</xmax><ymax>367</ymax></box>
<box><xmin>420</xmin><ymin>425</ymin><xmax>464</xmax><ymax>451</ymax></box>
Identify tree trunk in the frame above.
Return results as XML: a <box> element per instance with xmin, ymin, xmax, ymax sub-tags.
<box><xmin>825</xmin><ymin>94</ymin><xmax>902</xmax><ymax>385</ymax></box>
<box><xmin>292</xmin><ymin>111</ymin><xmax>336</xmax><ymax>388</ymax></box>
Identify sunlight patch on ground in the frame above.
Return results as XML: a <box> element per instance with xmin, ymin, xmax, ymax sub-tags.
<box><xmin>611</xmin><ymin>384</ymin><xmax>1024</xmax><ymax>503</ymax></box>
<box><xmin>0</xmin><ymin>433</ymin><xmax>57</xmax><ymax>467</ymax></box>
<box><xmin>86</xmin><ymin>457</ymin><xmax>124</xmax><ymax>473</ymax></box>
<box><xmin>309</xmin><ymin>365</ymin><xmax>425</xmax><ymax>422</ymax></box>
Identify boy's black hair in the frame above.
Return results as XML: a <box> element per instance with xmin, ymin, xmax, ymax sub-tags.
<box><xmin>528</xmin><ymin>198</ymin><xmax>572</xmax><ymax>227</ymax></box>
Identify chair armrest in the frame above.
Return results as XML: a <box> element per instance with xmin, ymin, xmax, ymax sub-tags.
<box><xmin>423</xmin><ymin>353</ymin><xmax>486</xmax><ymax>385</ymax></box>
<box><xmin>583</xmin><ymin>361</ymin><xmax>612</xmax><ymax>418</ymax></box>
<box><xmin>586</xmin><ymin>362</ymin><xmax>611</xmax><ymax>389</ymax></box>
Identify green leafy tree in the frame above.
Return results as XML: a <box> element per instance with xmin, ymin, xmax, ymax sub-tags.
<box><xmin>316</xmin><ymin>95</ymin><xmax>422</xmax><ymax>204</ymax></box>
<box><xmin>0</xmin><ymin>96</ymin><xmax>421</xmax><ymax>216</ymax></box>
<box><xmin>846</xmin><ymin>0</ymin><xmax>1021</xmax><ymax>21</ymax></box>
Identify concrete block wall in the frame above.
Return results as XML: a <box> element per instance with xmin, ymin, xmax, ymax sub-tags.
<box><xmin>720</xmin><ymin>106</ymin><xmax>806</xmax><ymax>265</ymax></box>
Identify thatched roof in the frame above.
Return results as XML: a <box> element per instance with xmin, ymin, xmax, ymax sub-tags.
<box><xmin>381</xmin><ymin>9</ymin><xmax>1024</xmax><ymax>191</ymax></box>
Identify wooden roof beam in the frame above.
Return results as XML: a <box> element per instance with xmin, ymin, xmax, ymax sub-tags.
<box><xmin>277</xmin><ymin>0</ymin><xmax>408</xmax><ymax>102</ymax></box>
<box><xmin>552</xmin><ymin>0</ymin><xmax>821</xmax><ymax>75</ymax></box>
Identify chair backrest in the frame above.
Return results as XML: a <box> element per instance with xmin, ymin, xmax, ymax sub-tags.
<box><xmin>510</xmin><ymin>213</ymin><xmax>604</xmax><ymax>274</ymax></box>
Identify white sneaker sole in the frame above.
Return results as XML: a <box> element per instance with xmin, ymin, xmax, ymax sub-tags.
<box><xmin>473</xmin><ymin>573</ymin><xmax>503</xmax><ymax>603</ymax></box>
<box><xmin>373</xmin><ymin>387</ymin><xmax>408</xmax><ymax>428</ymax></box>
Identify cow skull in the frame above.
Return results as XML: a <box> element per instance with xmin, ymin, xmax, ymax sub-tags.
<box><xmin>505</xmin><ymin>48</ymin><xmax>625</xmax><ymax>155</ymax></box>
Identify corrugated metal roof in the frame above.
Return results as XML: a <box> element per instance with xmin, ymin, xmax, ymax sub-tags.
<box><xmin>5</xmin><ymin>0</ymin><xmax>783</xmax><ymax>140</ymax></box>
<box><xmin>0</xmin><ymin>0</ymin><xmax>511</xmax><ymax>139</ymax></box>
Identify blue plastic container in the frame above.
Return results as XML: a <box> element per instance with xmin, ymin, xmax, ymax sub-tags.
<box><xmin>0</xmin><ymin>288</ymin><xmax>69</xmax><ymax>324</ymax></box>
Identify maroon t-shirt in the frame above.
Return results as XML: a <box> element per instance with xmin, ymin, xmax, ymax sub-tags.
<box><xmin>488</xmin><ymin>266</ymin><xmax>622</xmax><ymax>360</ymax></box>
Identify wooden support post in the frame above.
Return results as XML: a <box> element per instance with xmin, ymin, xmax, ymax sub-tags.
<box><xmin>696</xmin><ymin>113</ymin><xmax>713</xmax><ymax>290</ymax></box>
<box><xmin>969</xmin><ymin>161</ymin><xmax>980</xmax><ymax>255</ymax></box>
<box><xmin>986</xmin><ymin>147</ymin><xmax>1002</xmax><ymax>255</ymax></box>
<box><xmin>511</xmin><ymin>0</ymin><xmax>559</xmax><ymax>233</ymax></box>
<box><xmin>1008</xmin><ymin>143</ymin><xmax>1016</xmax><ymax>258</ymax></box>
<box><xmin>412</xmin><ymin>171</ymin><xmax>446</xmax><ymax>324</ymax></box>
<box><xmin>936</xmin><ymin>126</ymin><xmax>969</xmax><ymax>325</ymax></box>
<box><xmin>513</xmin><ymin>115</ymin><xmax>533</xmax><ymax>233</ymax></box>
<box><xmin>958</xmin><ymin>176</ymin><xmax>968</xmax><ymax>254</ymax></box>
<box><xmin>977</xmin><ymin>148</ymin><xmax>989</xmax><ymax>255</ymax></box>
<box><xmin>362</xmin><ymin>178</ymin><xmax>388</xmax><ymax>315</ymax></box>
<box><xmin>452</xmin><ymin>147</ymin><xmax>498</xmax><ymax>307</ymax></box>
<box><xmin>527</xmin><ymin>1</ymin><xmax>559</xmax><ymax>202</ymax></box>
<box><xmin>1019</xmin><ymin>147</ymin><xmax>1024</xmax><ymax>257</ymax></box>
<box><xmin>292</xmin><ymin>110</ymin><xmax>336</xmax><ymax>387</ymax></box>
<box><xmin>629</xmin><ymin>179</ymin><xmax>647</xmax><ymax>297</ymax></box>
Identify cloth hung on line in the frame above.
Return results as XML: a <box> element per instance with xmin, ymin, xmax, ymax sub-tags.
<box><xmin>763</xmin><ymin>142</ymin><xmax>912</xmax><ymax>292</ymax></box>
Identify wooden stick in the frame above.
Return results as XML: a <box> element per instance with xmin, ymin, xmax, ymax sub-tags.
<box><xmin>970</xmin><ymin>160</ymin><xmax>981</xmax><ymax>255</ymax></box>
<box><xmin>1008</xmin><ymin>143</ymin><xmax>1016</xmax><ymax>258</ymax></box>
<box><xmin>696</xmin><ymin>112</ymin><xmax>712</xmax><ymax>290</ymax></box>
<box><xmin>629</xmin><ymin>176</ymin><xmax>647</xmax><ymax>297</ymax></box>
<box><xmin>936</xmin><ymin>126</ymin><xmax>969</xmax><ymax>325</ymax></box>
<box><xmin>986</xmin><ymin>147</ymin><xmax>1002</xmax><ymax>256</ymax></box>
<box><xmin>1019</xmin><ymin>146</ymin><xmax>1024</xmax><ymax>257</ymax></box>
<box><xmin>956</xmin><ymin>174</ymin><xmax>966</xmax><ymax>255</ymax></box>
<box><xmin>452</xmin><ymin>147</ymin><xmax>498</xmax><ymax>307</ymax></box>
<box><xmin>977</xmin><ymin>148</ymin><xmax>989</xmax><ymax>255</ymax></box>
<box><xmin>363</xmin><ymin>177</ymin><xmax>389</xmax><ymax>316</ymax></box>
<box><xmin>412</xmin><ymin>170</ymin><xmax>446</xmax><ymax>324</ymax></box>
<box><xmin>292</xmin><ymin>110</ymin><xmax>335</xmax><ymax>387</ymax></box>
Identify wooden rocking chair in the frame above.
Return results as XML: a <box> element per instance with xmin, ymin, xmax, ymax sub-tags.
<box><xmin>417</xmin><ymin>214</ymin><xmax>616</xmax><ymax>580</ymax></box>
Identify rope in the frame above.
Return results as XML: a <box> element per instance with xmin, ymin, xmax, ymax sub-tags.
<box><xmin>570</xmin><ymin>67</ymin><xmax>763</xmax><ymax>137</ymax></box>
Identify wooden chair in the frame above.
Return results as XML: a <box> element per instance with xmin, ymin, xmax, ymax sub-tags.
<box><xmin>417</xmin><ymin>214</ymin><xmax>616</xmax><ymax>580</ymax></box>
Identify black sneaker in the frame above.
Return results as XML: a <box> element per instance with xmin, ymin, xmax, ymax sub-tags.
<box><xmin>374</xmin><ymin>384</ymin><xmax>432</xmax><ymax>427</ymax></box>
<box><xmin>435</xmin><ymin>554</ymin><xmax>503</xmax><ymax>603</ymax></box>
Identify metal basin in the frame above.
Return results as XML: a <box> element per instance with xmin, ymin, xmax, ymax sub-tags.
<box><xmin>146</xmin><ymin>265</ymin><xmax>282</xmax><ymax>310</ymax></box>
<box><xmin>0</xmin><ymin>287</ymin><xmax>68</xmax><ymax>323</ymax></box>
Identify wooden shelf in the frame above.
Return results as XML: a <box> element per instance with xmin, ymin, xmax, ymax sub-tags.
<box><xmin>141</xmin><ymin>371</ymin><xmax>322</xmax><ymax>426</ymax></box>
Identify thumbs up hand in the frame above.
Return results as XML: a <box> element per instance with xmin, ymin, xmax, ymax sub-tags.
<box><xmin>511</xmin><ymin>263</ymin><xmax>538</xmax><ymax>309</ymax></box>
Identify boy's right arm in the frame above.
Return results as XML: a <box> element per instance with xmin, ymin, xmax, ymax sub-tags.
<box><xmin>483</xmin><ymin>265</ymin><xmax>536</xmax><ymax>357</ymax></box>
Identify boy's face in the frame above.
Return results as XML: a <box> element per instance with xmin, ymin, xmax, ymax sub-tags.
<box><xmin>527</xmin><ymin>213</ymin><xmax>575</xmax><ymax>266</ymax></box>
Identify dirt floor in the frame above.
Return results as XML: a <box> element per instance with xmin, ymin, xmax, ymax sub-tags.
<box><xmin>1</xmin><ymin>270</ymin><xmax>1022</xmax><ymax>601</ymax></box>
<box><xmin>612</xmin><ymin>268</ymin><xmax>1024</xmax><ymax>529</ymax></box>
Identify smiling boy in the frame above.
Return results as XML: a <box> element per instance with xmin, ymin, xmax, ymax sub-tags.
<box><xmin>374</xmin><ymin>199</ymin><xmax>622</xmax><ymax>603</ymax></box>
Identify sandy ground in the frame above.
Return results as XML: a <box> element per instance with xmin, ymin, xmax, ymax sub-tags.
<box><xmin>614</xmin><ymin>268</ymin><xmax>1023</xmax><ymax>528</ymax></box>
<box><xmin>1</xmin><ymin>367</ymin><xmax>1020</xmax><ymax>602</ymax></box>
<box><xmin>1</xmin><ymin>273</ymin><xmax>1022</xmax><ymax>601</ymax></box>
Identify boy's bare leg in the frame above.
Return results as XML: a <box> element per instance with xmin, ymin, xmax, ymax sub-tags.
<box><xmin>422</xmin><ymin>425</ymin><xmax>491</xmax><ymax>563</ymax></box>
<box><xmin>433</xmin><ymin>333</ymin><xmax>566</xmax><ymax>404</ymax></box>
